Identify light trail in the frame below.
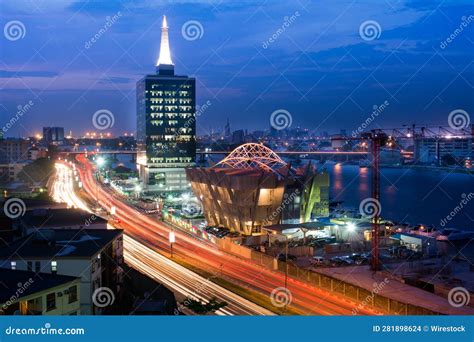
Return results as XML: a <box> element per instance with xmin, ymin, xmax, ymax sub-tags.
<box><xmin>71</xmin><ymin>155</ymin><xmax>381</xmax><ymax>315</ymax></box>
<box><xmin>51</xmin><ymin>162</ymin><xmax>274</xmax><ymax>316</ymax></box>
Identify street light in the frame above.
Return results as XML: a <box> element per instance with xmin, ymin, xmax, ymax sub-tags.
<box><xmin>346</xmin><ymin>222</ymin><xmax>356</xmax><ymax>232</ymax></box>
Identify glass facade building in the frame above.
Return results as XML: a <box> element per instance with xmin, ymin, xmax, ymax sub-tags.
<box><xmin>136</xmin><ymin>16</ymin><xmax>196</xmax><ymax>192</ymax></box>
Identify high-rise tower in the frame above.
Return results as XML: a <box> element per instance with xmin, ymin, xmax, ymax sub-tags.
<box><xmin>137</xmin><ymin>16</ymin><xmax>196</xmax><ymax>192</ymax></box>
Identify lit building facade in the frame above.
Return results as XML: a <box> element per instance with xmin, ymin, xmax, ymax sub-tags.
<box><xmin>186</xmin><ymin>144</ymin><xmax>329</xmax><ymax>236</ymax></box>
<box><xmin>137</xmin><ymin>16</ymin><xmax>196</xmax><ymax>192</ymax></box>
<box><xmin>414</xmin><ymin>136</ymin><xmax>472</xmax><ymax>165</ymax></box>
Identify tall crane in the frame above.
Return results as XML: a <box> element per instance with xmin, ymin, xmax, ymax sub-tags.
<box><xmin>357</xmin><ymin>125</ymin><xmax>473</xmax><ymax>271</ymax></box>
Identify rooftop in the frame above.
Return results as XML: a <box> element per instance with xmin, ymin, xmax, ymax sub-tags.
<box><xmin>21</xmin><ymin>208</ymin><xmax>107</xmax><ymax>228</ymax></box>
<box><xmin>0</xmin><ymin>269</ymin><xmax>79</xmax><ymax>304</ymax></box>
<box><xmin>0</xmin><ymin>228</ymin><xmax>122</xmax><ymax>259</ymax></box>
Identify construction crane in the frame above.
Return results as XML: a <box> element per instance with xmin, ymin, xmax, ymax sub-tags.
<box><xmin>356</xmin><ymin>125</ymin><xmax>473</xmax><ymax>271</ymax></box>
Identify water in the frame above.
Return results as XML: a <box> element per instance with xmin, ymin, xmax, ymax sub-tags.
<box><xmin>326</xmin><ymin>163</ymin><xmax>474</xmax><ymax>230</ymax></box>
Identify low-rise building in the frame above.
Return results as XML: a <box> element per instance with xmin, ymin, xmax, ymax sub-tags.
<box><xmin>0</xmin><ymin>269</ymin><xmax>81</xmax><ymax>315</ymax></box>
<box><xmin>18</xmin><ymin>208</ymin><xmax>108</xmax><ymax>236</ymax></box>
<box><xmin>0</xmin><ymin>229</ymin><xmax>123</xmax><ymax>314</ymax></box>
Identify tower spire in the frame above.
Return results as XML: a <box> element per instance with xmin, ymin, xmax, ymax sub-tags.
<box><xmin>156</xmin><ymin>15</ymin><xmax>174</xmax><ymax>74</ymax></box>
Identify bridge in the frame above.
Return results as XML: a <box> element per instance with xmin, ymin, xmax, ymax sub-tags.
<box><xmin>58</xmin><ymin>150</ymin><xmax>370</xmax><ymax>155</ymax></box>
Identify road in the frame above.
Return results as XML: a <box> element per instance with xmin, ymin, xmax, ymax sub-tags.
<box><xmin>51</xmin><ymin>162</ymin><xmax>274</xmax><ymax>315</ymax></box>
<box><xmin>70</xmin><ymin>154</ymin><xmax>379</xmax><ymax>315</ymax></box>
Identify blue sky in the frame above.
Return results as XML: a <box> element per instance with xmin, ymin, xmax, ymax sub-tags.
<box><xmin>0</xmin><ymin>0</ymin><xmax>473</xmax><ymax>137</ymax></box>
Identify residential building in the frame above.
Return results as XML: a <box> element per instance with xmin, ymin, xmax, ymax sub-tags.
<box><xmin>0</xmin><ymin>229</ymin><xmax>123</xmax><ymax>315</ymax></box>
<box><xmin>0</xmin><ymin>138</ymin><xmax>29</xmax><ymax>164</ymax></box>
<box><xmin>0</xmin><ymin>269</ymin><xmax>81</xmax><ymax>315</ymax></box>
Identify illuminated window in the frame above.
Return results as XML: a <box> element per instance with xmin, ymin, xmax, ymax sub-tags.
<box><xmin>10</xmin><ymin>261</ymin><xmax>16</xmax><ymax>270</ymax></box>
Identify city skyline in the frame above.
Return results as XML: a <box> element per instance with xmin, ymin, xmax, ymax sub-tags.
<box><xmin>1</xmin><ymin>0</ymin><xmax>474</xmax><ymax>328</ymax></box>
<box><xmin>1</xmin><ymin>0</ymin><xmax>473</xmax><ymax>138</ymax></box>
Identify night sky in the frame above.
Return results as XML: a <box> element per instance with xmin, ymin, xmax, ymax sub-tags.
<box><xmin>1</xmin><ymin>0</ymin><xmax>473</xmax><ymax>137</ymax></box>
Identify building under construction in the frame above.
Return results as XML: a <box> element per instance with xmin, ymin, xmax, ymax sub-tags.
<box><xmin>185</xmin><ymin>143</ymin><xmax>329</xmax><ymax>236</ymax></box>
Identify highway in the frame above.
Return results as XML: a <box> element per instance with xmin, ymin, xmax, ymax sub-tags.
<box><xmin>66</xmin><ymin>155</ymin><xmax>380</xmax><ymax>315</ymax></box>
<box><xmin>51</xmin><ymin>162</ymin><xmax>274</xmax><ymax>316</ymax></box>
